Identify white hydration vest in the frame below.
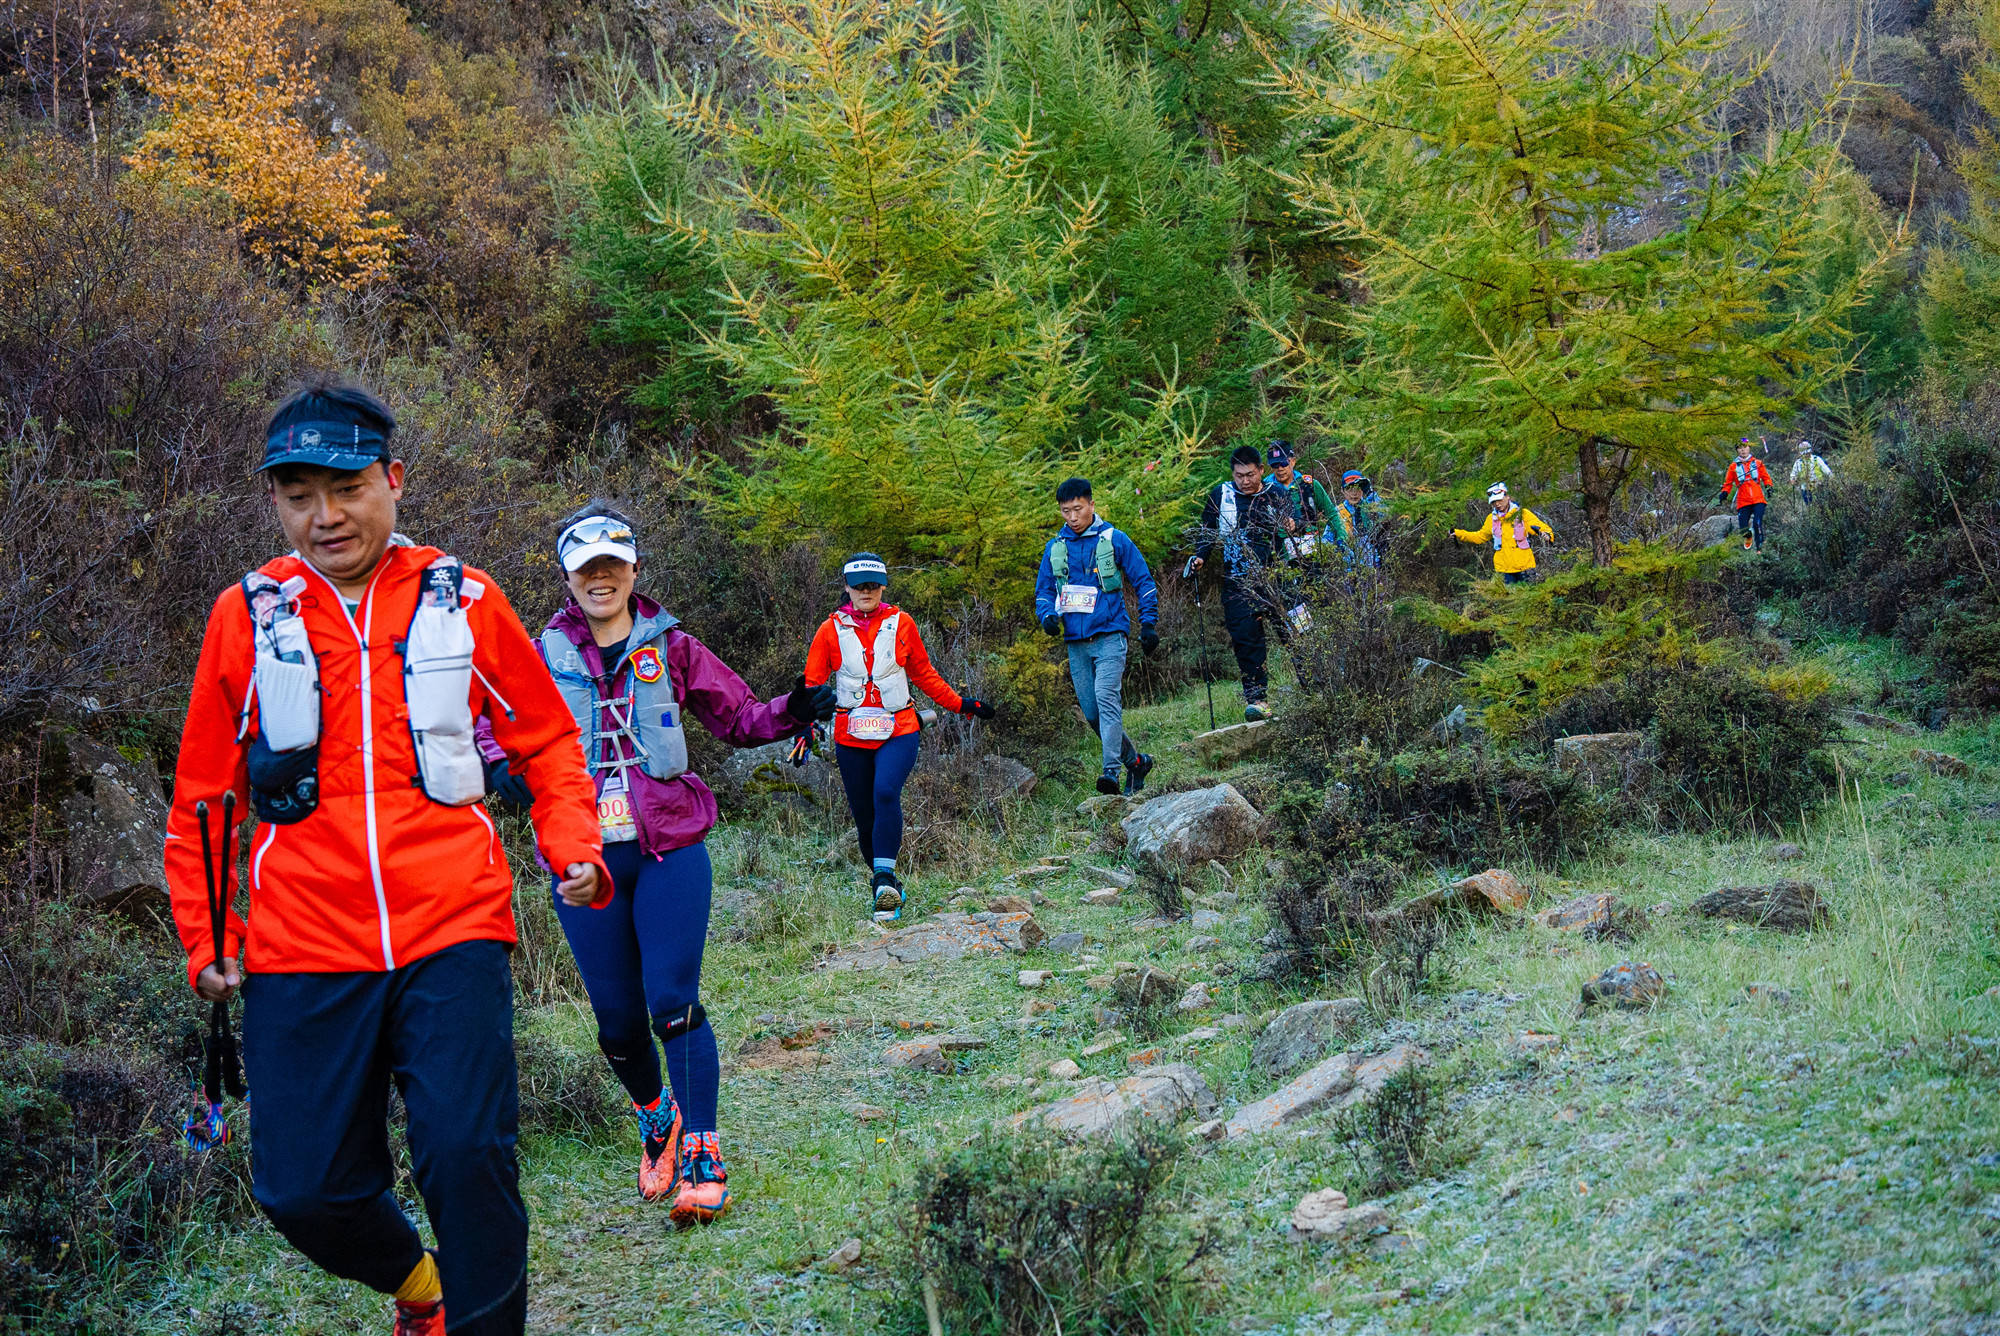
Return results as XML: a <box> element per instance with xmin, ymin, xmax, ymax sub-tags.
<box><xmin>239</xmin><ymin>550</ymin><xmax>488</xmax><ymax>807</ymax></box>
<box><xmin>833</xmin><ymin>611</ymin><xmax>910</xmax><ymax>711</ymax></box>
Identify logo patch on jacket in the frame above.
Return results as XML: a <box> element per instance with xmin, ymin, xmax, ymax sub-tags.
<box><xmin>632</xmin><ymin>646</ymin><xmax>666</xmax><ymax>683</ymax></box>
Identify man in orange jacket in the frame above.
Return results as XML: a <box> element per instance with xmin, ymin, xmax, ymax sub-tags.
<box><xmin>1719</xmin><ymin>436</ymin><xmax>1774</xmax><ymax>551</ymax></box>
<box><xmin>165</xmin><ymin>378</ymin><xmax>607</xmax><ymax>1336</ymax></box>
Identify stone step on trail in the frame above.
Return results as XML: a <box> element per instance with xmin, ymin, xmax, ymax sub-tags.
<box><xmin>817</xmin><ymin>911</ymin><xmax>1046</xmax><ymax>970</ymax></box>
<box><xmin>1223</xmin><ymin>1044</ymin><xmax>1430</xmax><ymax>1139</ymax></box>
<box><xmin>1010</xmin><ymin>1062</ymin><xmax>1219</xmax><ymax>1139</ymax></box>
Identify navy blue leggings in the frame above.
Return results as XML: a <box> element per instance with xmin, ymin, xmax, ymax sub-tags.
<box><xmin>552</xmin><ymin>840</ymin><xmax>720</xmax><ymax>1134</ymax></box>
<box><xmin>835</xmin><ymin>731</ymin><xmax>921</xmax><ymax>869</ymax></box>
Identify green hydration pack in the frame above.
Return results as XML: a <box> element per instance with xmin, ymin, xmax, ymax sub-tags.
<box><xmin>1050</xmin><ymin>526</ymin><xmax>1122</xmax><ymax>592</ymax></box>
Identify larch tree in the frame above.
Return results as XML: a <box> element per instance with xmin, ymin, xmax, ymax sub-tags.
<box><xmin>1921</xmin><ymin>0</ymin><xmax>2000</xmax><ymax>381</ymax></box>
<box><xmin>652</xmin><ymin>0</ymin><xmax>1202</xmax><ymax>601</ymax></box>
<box><xmin>1266</xmin><ymin>0</ymin><xmax>1890</xmax><ymax>564</ymax></box>
<box><xmin>125</xmin><ymin>0</ymin><xmax>400</xmax><ymax>288</ymax></box>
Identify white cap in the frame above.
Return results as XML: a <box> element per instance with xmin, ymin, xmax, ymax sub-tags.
<box><xmin>557</xmin><ymin>515</ymin><xmax>639</xmax><ymax>572</ymax></box>
<box><xmin>1486</xmin><ymin>482</ymin><xmax>1509</xmax><ymax>501</ymax></box>
<box><xmin>1799</xmin><ymin>440</ymin><xmax>1813</xmax><ymax>451</ymax></box>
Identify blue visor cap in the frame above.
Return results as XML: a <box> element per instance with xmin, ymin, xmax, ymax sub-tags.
<box><xmin>259</xmin><ymin>420</ymin><xmax>392</xmax><ymax>473</ymax></box>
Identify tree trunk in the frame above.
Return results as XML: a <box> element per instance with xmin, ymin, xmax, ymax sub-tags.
<box><xmin>1577</xmin><ymin>435</ymin><xmax>1614</xmax><ymax>566</ymax></box>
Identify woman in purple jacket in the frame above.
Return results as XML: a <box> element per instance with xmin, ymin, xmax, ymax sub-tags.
<box><xmin>489</xmin><ymin>503</ymin><xmax>834</xmax><ymax>1224</ymax></box>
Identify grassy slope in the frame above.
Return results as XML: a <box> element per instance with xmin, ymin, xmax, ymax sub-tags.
<box><xmin>138</xmin><ymin>640</ymin><xmax>2000</xmax><ymax>1336</ymax></box>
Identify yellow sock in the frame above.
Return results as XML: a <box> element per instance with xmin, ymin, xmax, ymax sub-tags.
<box><xmin>395</xmin><ymin>1252</ymin><xmax>442</xmax><ymax>1306</ymax></box>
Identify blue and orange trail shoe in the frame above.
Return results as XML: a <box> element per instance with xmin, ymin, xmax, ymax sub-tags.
<box><xmin>635</xmin><ymin>1091</ymin><xmax>685</xmax><ymax>1202</ymax></box>
<box><xmin>393</xmin><ymin>1299</ymin><xmax>446</xmax><ymax>1336</ymax></box>
<box><xmin>1096</xmin><ymin>763</ymin><xmax>1121</xmax><ymax>796</ymax></box>
<box><xmin>871</xmin><ymin>871</ymin><xmax>905</xmax><ymax>922</ymax></box>
<box><xmin>1123</xmin><ymin>753</ymin><xmax>1154</xmax><ymax>795</ymax></box>
<box><xmin>670</xmin><ymin>1132</ymin><xmax>733</xmax><ymax>1226</ymax></box>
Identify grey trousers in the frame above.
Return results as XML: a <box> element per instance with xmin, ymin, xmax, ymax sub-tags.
<box><xmin>1067</xmin><ymin>633</ymin><xmax>1139</xmax><ymax>773</ymax></box>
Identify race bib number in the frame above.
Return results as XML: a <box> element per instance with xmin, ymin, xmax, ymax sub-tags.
<box><xmin>847</xmin><ymin>708</ymin><xmax>897</xmax><ymax>741</ymax></box>
<box><xmin>1056</xmin><ymin>583</ymin><xmax>1099</xmax><ymax>614</ymax></box>
<box><xmin>596</xmin><ymin>771</ymin><xmax>638</xmax><ymax>843</ymax></box>
<box><xmin>1288</xmin><ymin>533</ymin><xmax>1318</xmax><ymax>559</ymax></box>
<box><xmin>1287</xmin><ymin>603</ymin><xmax>1314</xmax><ymax>633</ymax></box>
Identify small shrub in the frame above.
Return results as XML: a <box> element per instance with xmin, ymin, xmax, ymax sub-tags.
<box><xmin>513</xmin><ymin>1013</ymin><xmax>620</xmax><ymax>1138</ymax></box>
<box><xmin>1284</xmin><ymin>742</ymin><xmax>1612</xmax><ymax>874</ymax></box>
<box><xmin>1650</xmin><ymin>665</ymin><xmax>1840</xmax><ymax>829</ymax></box>
<box><xmin>1267</xmin><ymin>857</ymin><xmax>1401</xmax><ymax>978</ymax></box>
<box><xmin>900</xmin><ymin>1124</ymin><xmax>1211</xmax><ymax>1336</ymax></box>
<box><xmin>1327</xmin><ymin>1063</ymin><xmax>1461</xmax><ymax>1194</ymax></box>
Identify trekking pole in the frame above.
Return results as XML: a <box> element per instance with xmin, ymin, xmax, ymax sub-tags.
<box><xmin>185</xmin><ymin>792</ymin><xmax>247</xmax><ymax>1151</ymax></box>
<box><xmin>1183</xmin><ymin>556</ymin><xmax>1217</xmax><ymax>732</ymax></box>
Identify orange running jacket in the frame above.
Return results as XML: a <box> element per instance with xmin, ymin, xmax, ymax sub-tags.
<box><xmin>803</xmin><ymin>603</ymin><xmax>963</xmax><ymax>749</ymax></box>
<box><xmin>165</xmin><ymin>543</ymin><xmax>609</xmax><ymax>989</ymax></box>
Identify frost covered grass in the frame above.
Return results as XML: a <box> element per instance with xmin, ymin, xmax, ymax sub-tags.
<box><xmin>135</xmin><ymin>649</ymin><xmax>1999</xmax><ymax>1335</ymax></box>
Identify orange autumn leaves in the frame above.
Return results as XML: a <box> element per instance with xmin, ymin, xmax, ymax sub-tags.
<box><xmin>125</xmin><ymin>0</ymin><xmax>399</xmax><ymax>287</ymax></box>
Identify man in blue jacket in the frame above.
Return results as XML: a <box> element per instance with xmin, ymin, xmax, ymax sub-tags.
<box><xmin>1036</xmin><ymin>477</ymin><xmax>1161</xmax><ymax>795</ymax></box>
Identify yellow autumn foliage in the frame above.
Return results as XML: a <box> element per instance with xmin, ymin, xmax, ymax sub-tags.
<box><xmin>125</xmin><ymin>0</ymin><xmax>400</xmax><ymax>288</ymax></box>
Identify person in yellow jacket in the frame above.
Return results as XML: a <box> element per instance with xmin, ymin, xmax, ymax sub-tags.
<box><xmin>1453</xmin><ymin>482</ymin><xmax>1553</xmax><ymax>584</ymax></box>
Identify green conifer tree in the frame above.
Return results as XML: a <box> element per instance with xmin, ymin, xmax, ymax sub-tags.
<box><xmin>1269</xmin><ymin>0</ymin><xmax>1890</xmax><ymax>564</ymax></box>
<box><xmin>1921</xmin><ymin>0</ymin><xmax>2000</xmax><ymax>379</ymax></box>
<box><xmin>653</xmin><ymin>0</ymin><xmax>1201</xmax><ymax>600</ymax></box>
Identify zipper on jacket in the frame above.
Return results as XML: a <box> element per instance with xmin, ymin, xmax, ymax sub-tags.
<box><xmin>305</xmin><ymin>557</ymin><xmax>398</xmax><ymax>970</ymax></box>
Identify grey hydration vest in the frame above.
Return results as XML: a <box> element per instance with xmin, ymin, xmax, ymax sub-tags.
<box><xmin>540</xmin><ymin>608</ymin><xmax>689</xmax><ymax>782</ymax></box>
<box><xmin>1048</xmin><ymin>525</ymin><xmax>1122</xmax><ymax>592</ymax></box>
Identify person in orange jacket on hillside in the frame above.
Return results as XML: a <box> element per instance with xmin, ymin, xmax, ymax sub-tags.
<box><xmin>804</xmin><ymin>554</ymin><xmax>995</xmax><ymax>921</ymax></box>
<box><xmin>1453</xmin><ymin>482</ymin><xmax>1554</xmax><ymax>585</ymax></box>
<box><xmin>164</xmin><ymin>378</ymin><xmax>607</xmax><ymax>1336</ymax></box>
<box><xmin>1720</xmin><ymin>436</ymin><xmax>1774</xmax><ymax>550</ymax></box>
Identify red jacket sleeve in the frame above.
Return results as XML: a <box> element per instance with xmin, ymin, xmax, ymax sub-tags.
<box><xmin>899</xmin><ymin>617</ymin><xmax>963</xmax><ymax>713</ymax></box>
<box><xmin>803</xmin><ymin>619</ymin><xmax>838</xmax><ymax>689</ymax></box>
<box><xmin>467</xmin><ymin>574</ymin><xmax>613</xmax><ymax>907</ymax></box>
<box><xmin>165</xmin><ymin>588</ymin><xmax>254</xmax><ymax>989</ymax></box>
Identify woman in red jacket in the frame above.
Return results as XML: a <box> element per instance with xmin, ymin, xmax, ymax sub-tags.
<box><xmin>803</xmin><ymin>554</ymin><xmax>993</xmax><ymax>919</ymax></box>
<box><xmin>1720</xmin><ymin>437</ymin><xmax>1774</xmax><ymax>551</ymax></box>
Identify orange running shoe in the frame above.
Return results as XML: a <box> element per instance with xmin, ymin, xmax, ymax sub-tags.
<box><xmin>393</xmin><ymin>1299</ymin><xmax>446</xmax><ymax>1336</ymax></box>
<box><xmin>635</xmin><ymin>1091</ymin><xmax>685</xmax><ymax>1202</ymax></box>
<box><xmin>669</xmin><ymin>1132</ymin><xmax>732</xmax><ymax>1226</ymax></box>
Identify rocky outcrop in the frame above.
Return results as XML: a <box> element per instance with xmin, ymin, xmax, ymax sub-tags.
<box><xmin>1552</xmin><ymin>732</ymin><xmax>1650</xmax><ymax>789</ymax></box>
<box><xmin>1911</xmin><ymin>748</ymin><xmax>1972</xmax><ymax>778</ymax></box>
<box><xmin>1111</xmin><ymin>964</ymin><xmax>1187</xmax><ymax>1009</ymax></box>
<box><xmin>818</xmin><ymin>911</ymin><xmax>1046</xmax><ymax>970</ymax></box>
<box><xmin>1120</xmin><ymin>784</ymin><xmax>1262</xmax><ymax>875</ymax></box>
<box><xmin>1688</xmin><ymin>879</ymin><xmax>1829</xmax><ymax>932</ymax></box>
<box><xmin>60</xmin><ymin>732</ymin><xmax>169</xmax><ymax>912</ymax></box>
<box><xmin>1223</xmin><ymin>1044</ymin><xmax>1429</xmax><ymax>1139</ymax></box>
<box><xmin>1251</xmin><ymin>999</ymin><xmax>1368</xmax><ymax>1079</ymax></box>
<box><xmin>1367</xmin><ymin>868</ymin><xmax>1527</xmax><ymax>931</ymax></box>
<box><xmin>976</xmin><ymin>754</ymin><xmax>1039</xmax><ymax>799</ymax></box>
<box><xmin>719</xmin><ymin>739</ymin><xmax>841</xmax><ymax>808</ymax></box>
<box><xmin>1009</xmin><ymin>1062</ymin><xmax>1218</xmax><ymax>1139</ymax></box>
<box><xmin>1687</xmin><ymin>513</ymin><xmax>1738</xmax><ymax>547</ymax></box>
<box><xmin>1534</xmin><ymin>893</ymin><xmax>1639</xmax><ymax>940</ymax></box>
<box><xmin>1579</xmin><ymin>960</ymin><xmax>1666</xmax><ymax>1009</ymax></box>
<box><xmin>1183</xmin><ymin>721</ymin><xmax>1275</xmax><ymax>767</ymax></box>
<box><xmin>1290</xmin><ymin>1190</ymin><xmax>1390</xmax><ymax>1243</ymax></box>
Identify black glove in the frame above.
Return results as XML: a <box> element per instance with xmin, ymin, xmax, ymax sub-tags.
<box><xmin>1041</xmin><ymin>614</ymin><xmax>1062</xmax><ymax>637</ymax></box>
<box><xmin>786</xmin><ymin>675</ymin><xmax>837</xmax><ymax>723</ymax></box>
<box><xmin>484</xmin><ymin>757</ymin><xmax>533</xmax><ymax>811</ymax></box>
<box><xmin>1140</xmin><ymin>625</ymin><xmax>1160</xmax><ymax>658</ymax></box>
<box><xmin>961</xmin><ymin>697</ymin><xmax>996</xmax><ymax>720</ymax></box>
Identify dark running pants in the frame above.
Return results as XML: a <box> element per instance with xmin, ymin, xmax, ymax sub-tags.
<box><xmin>241</xmin><ymin>939</ymin><xmax>525</xmax><ymax>1336</ymax></box>
<box><xmin>1220</xmin><ymin>582</ymin><xmax>1269</xmax><ymax>703</ymax></box>
<box><xmin>835</xmin><ymin>730</ymin><xmax>921</xmax><ymax>870</ymax></box>
<box><xmin>1736</xmin><ymin>501</ymin><xmax>1767</xmax><ymax>549</ymax></box>
<box><xmin>552</xmin><ymin>839</ymin><xmax>721</xmax><ymax>1133</ymax></box>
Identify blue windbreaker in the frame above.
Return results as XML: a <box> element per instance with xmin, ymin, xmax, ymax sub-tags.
<box><xmin>1033</xmin><ymin>519</ymin><xmax>1160</xmax><ymax>641</ymax></box>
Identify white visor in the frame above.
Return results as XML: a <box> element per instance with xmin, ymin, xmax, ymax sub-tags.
<box><xmin>843</xmin><ymin>558</ymin><xmax>889</xmax><ymax>584</ymax></box>
<box><xmin>558</xmin><ymin>516</ymin><xmax>639</xmax><ymax>572</ymax></box>
<box><xmin>1486</xmin><ymin>483</ymin><xmax>1509</xmax><ymax>500</ymax></box>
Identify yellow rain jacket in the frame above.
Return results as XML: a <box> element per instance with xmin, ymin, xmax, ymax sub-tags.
<box><xmin>1454</xmin><ymin>505</ymin><xmax>1553</xmax><ymax>575</ymax></box>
